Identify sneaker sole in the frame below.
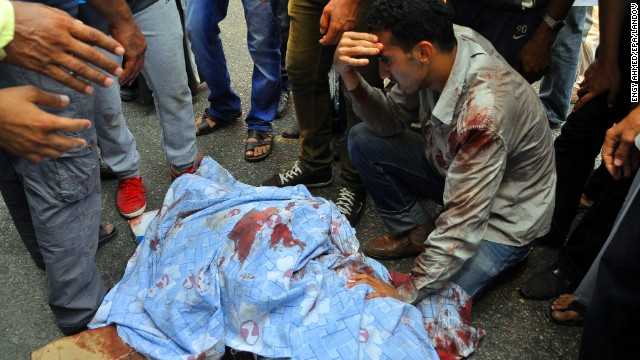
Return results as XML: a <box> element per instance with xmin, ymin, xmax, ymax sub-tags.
<box><xmin>119</xmin><ymin>204</ymin><xmax>146</xmax><ymax>219</ymax></box>
<box><xmin>281</xmin><ymin>132</ymin><xmax>300</xmax><ymax>139</ymax></box>
<box><xmin>301</xmin><ymin>176</ymin><xmax>334</xmax><ymax>189</ymax></box>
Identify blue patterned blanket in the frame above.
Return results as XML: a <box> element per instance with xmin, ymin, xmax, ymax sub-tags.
<box><xmin>90</xmin><ymin>158</ymin><xmax>483</xmax><ymax>359</ymax></box>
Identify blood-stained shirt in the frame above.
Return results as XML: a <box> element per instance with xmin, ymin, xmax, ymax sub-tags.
<box><xmin>348</xmin><ymin>25</ymin><xmax>556</xmax><ymax>303</ymax></box>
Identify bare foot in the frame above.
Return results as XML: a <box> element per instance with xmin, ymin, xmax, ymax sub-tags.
<box><xmin>550</xmin><ymin>294</ymin><xmax>584</xmax><ymax>323</ymax></box>
<box><xmin>101</xmin><ymin>222</ymin><xmax>115</xmax><ymax>235</ymax></box>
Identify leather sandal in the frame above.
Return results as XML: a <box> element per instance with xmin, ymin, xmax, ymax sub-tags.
<box><xmin>195</xmin><ymin>108</ymin><xmax>238</xmax><ymax>136</ymax></box>
<box><xmin>244</xmin><ymin>129</ymin><xmax>273</xmax><ymax>162</ymax></box>
<box><xmin>545</xmin><ymin>295</ymin><xmax>586</xmax><ymax>326</ymax></box>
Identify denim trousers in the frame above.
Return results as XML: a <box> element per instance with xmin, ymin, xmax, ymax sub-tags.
<box><xmin>95</xmin><ymin>0</ymin><xmax>198</xmax><ymax>176</ymax></box>
<box><xmin>539</xmin><ymin>6</ymin><xmax>587</xmax><ymax>125</ymax></box>
<box><xmin>348</xmin><ymin>124</ymin><xmax>533</xmax><ymax>298</ymax></box>
<box><xmin>184</xmin><ymin>0</ymin><xmax>281</xmax><ymax>131</ymax></box>
<box><xmin>0</xmin><ymin>65</ymin><xmax>106</xmax><ymax>333</ymax></box>
<box><xmin>276</xmin><ymin>0</ymin><xmax>291</xmax><ymax>92</ymax></box>
<box><xmin>287</xmin><ymin>0</ymin><xmax>382</xmax><ymax>186</ymax></box>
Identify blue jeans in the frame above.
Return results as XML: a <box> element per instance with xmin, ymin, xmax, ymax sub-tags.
<box><xmin>349</xmin><ymin>124</ymin><xmax>533</xmax><ymax>298</ymax></box>
<box><xmin>539</xmin><ymin>6</ymin><xmax>587</xmax><ymax>125</ymax></box>
<box><xmin>184</xmin><ymin>0</ymin><xmax>281</xmax><ymax>131</ymax></box>
<box><xmin>451</xmin><ymin>239</ymin><xmax>533</xmax><ymax>298</ymax></box>
<box><xmin>276</xmin><ymin>0</ymin><xmax>291</xmax><ymax>92</ymax></box>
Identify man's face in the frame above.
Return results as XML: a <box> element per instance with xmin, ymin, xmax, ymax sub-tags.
<box><xmin>375</xmin><ymin>31</ymin><xmax>425</xmax><ymax>95</ymax></box>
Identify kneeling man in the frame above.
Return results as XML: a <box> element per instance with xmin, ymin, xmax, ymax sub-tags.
<box><xmin>340</xmin><ymin>0</ymin><xmax>555</xmax><ymax>304</ymax></box>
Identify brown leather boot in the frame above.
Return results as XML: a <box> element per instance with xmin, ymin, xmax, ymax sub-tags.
<box><xmin>364</xmin><ymin>219</ymin><xmax>436</xmax><ymax>260</ymax></box>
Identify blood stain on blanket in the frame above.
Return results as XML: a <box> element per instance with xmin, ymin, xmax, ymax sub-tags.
<box><xmin>227</xmin><ymin>207</ymin><xmax>282</xmax><ymax>267</ymax></box>
<box><xmin>270</xmin><ymin>223</ymin><xmax>306</xmax><ymax>251</ymax></box>
<box><xmin>150</xmin><ymin>236</ymin><xmax>160</xmax><ymax>251</ymax></box>
<box><xmin>227</xmin><ymin>208</ymin><xmax>306</xmax><ymax>267</ymax></box>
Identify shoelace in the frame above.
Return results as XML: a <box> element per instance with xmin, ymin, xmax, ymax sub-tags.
<box><xmin>278</xmin><ymin>161</ymin><xmax>303</xmax><ymax>184</ymax></box>
<box><xmin>334</xmin><ymin>188</ymin><xmax>356</xmax><ymax>215</ymax></box>
<box><xmin>118</xmin><ymin>178</ymin><xmax>146</xmax><ymax>201</ymax></box>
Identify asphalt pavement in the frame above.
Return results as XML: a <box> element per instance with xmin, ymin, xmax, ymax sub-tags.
<box><xmin>0</xmin><ymin>2</ymin><xmax>581</xmax><ymax>358</ymax></box>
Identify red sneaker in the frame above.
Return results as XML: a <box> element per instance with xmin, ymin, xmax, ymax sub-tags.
<box><xmin>117</xmin><ymin>176</ymin><xmax>147</xmax><ymax>218</ymax></box>
<box><xmin>169</xmin><ymin>152</ymin><xmax>204</xmax><ymax>180</ymax></box>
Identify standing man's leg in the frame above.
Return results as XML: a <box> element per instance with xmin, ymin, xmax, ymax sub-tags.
<box><xmin>184</xmin><ymin>0</ymin><xmax>242</xmax><ymax>133</ymax></box>
<box><xmin>335</xmin><ymin>0</ymin><xmax>384</xmax><ymax>224</ymax></box>
<box><xmin>0</xmin><ymin>151</ymin><xmax>42</xmax><ymax>269</ymax></box>
<box><xmin>241</xmin><ymin>0</ymin><xmax>281</xmax><ymax>161</ymax></box>
<box><xmin>0</xmin><ymin>64</ymin><xmax>106</xmax><ymax>335</ymax></box>
<box><xmin>135</xmin><ymin>0</ymin><xmax>199</xmax><ymax>173</ymax></box>
<box><xmin>92</xmin><ymin>51</ymin><xmax>147</xmax><ymax>218</ymax></box>
<box><xmin>276</xmin><ymin>0</ymin><xmax>292</xmax><ymax>118</ymax></box>
<box><xmin>579</xmin><ymin>171</ymin><xmax>640</xmax><ymax>359</ymax></box>
<box><xmin>263</xmin><ymin>0</ymin><xmax>336</xmax><ymax>186</ymax></box>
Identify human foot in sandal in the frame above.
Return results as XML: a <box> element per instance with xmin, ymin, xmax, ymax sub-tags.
<box><xmin>545</xmin><ymin>294</ymin><xmax>586</xmax><ymax>326</ymax></box>
<box><xmin>195</xmin><ymin>108</ymin><xmax>240</xmax><ymax>136</ymax></box>
<box><xmin>244</xmin><ymin>129</ymin><xmax>273</xmax><ymax>162</ymax></box>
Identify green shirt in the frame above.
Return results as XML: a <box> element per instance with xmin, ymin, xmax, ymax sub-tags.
<box><xmin>0</xmin><ymin>0</ymin><xmax>15</xmax><ymax>60</ymax></box>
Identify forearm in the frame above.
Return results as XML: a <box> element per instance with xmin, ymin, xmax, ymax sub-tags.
<box><xmin>545</xmin><ymin>0</ymin><xmax>574</xmax><ymax>22</ymax></box>
<box><xmin>347</xmin><ymin>76</ymin><xmax>419</xmax><ymax>137</ymax></box>
<box><xmin>597</xmin><ymin>0</ymin><xmax>626</xmax><ymax>67</ymax></box>
<box><xmin>530</xmin><ymin>0</ymin><xmax>575</xmax><ymax>51</ymax></box>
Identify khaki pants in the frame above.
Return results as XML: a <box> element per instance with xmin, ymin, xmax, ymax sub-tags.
<box><xmin>286</xmin><ymin>0</ymin><xmax>383</xmax><ymax>187</ymax></box>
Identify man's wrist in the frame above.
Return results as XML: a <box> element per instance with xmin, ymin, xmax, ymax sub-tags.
<box><xmin>542</xmin><ymin>13</ymin><xmax>565</xmax><ymax>32</ymax></box>
<box><xmin>0</xmin><ymin>0</ymin><xmax>15</xmax><ymax>60</ymax></box>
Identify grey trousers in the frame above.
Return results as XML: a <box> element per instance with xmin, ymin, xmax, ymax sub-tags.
<box><xmin>0</xmin><ymin>65</ymin><xmax>106</xmax><ymax>334</ymax></box>
<box><xmin>95</xmin><ymin>0</ymin><xmax>198</xmax><ymax>177</ymax></box>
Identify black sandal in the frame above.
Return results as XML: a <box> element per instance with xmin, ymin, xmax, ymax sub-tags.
<box><xmin>195</xmin><ymin>109</ymin><xmax>237</xmax><ymax>136</ymax></box>
<box><xmin>545</xmin><ymin>296</ymin><xmax>586</xmax><ymax>326</ymax></box>
<box><xmin>244</xmin><ymin>129</ymin><xmax>273</xmax><ymax>162</ymax></box>
<box><xmin>99</xmin><ymin>222</ymin><xmax>118</xmax><ymax>247</ymax></box>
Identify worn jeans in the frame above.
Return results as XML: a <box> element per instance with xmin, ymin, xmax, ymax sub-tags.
<box><xmin>276</xmin><ymin>0</ymin><xmax>291</xmax><ymax>92</ymax></box>
<box><xmin>539</xmin><ymin>6</ymin><xmax>587</xmax><ymax>125</ymax></box>
<box><xmin>184</xmin><ymin>0</ymin><xmax>280</xmax><ymax>131</ymax></box>
<box><xmin>349</xmin><ymin>124</ymin><xmax>533</xmax><ymax>298</ymax></box>
<box><xmin>0</xmin><ymin>65</ymin><xmax>106</xmax><ymax>334</ymax></box>
<box><xmin>287</xmin><ymin>0</ymin><xmax>382</xmax><ymax>186</ymax></box>
<box><xmin>95</xmin><ymin>0</ymin><xmax>198</xmax><ymax>176</ymax></box>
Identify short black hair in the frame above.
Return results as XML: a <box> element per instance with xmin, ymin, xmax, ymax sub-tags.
<box><xmin>367</xmin><ymin>0</ymin><xmax>456</xmax><ymax>53</ymax></box>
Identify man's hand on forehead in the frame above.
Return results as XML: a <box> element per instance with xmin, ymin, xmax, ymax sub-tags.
<box><xmin>334</xmin><ymin>32</ymin><xmax>383</xmax><ymax>69</ymax></box>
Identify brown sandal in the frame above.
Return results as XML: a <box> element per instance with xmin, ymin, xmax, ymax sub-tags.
<box><xmin>195</xmin><ymin>108</ymin><xmax>238</xmax><ymax>136</ymax></box>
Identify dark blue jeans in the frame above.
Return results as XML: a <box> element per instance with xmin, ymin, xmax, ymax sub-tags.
<box><xmin>348</xmin><ymin>123</ymin><xmax>533</xmax><ymax>298</ymax></box>
<box><xmin>184</xmin><ymin>0</ymin><xmax>281</xmax><ymax>130</ymax></box>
